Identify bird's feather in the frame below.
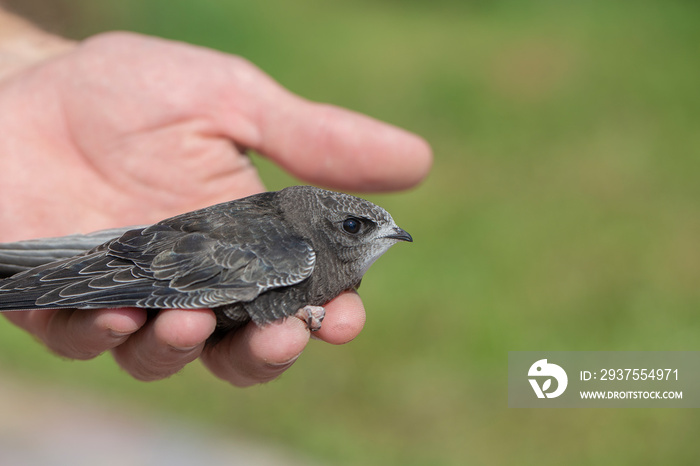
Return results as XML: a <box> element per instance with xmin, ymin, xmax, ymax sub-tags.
<box><xmin>0</xmin><ymin>195</ymin><xmax>315</xmax><ymax>311</ymax></box>
<box><xmin>0</xmin><ymin>186</ymin><xmax>409</xmax><ymax>333</ymax></box>
<box><xmin>0</xmin><ymin>227</ymin><xmax>137</xmax><ymax>277</ymax></box>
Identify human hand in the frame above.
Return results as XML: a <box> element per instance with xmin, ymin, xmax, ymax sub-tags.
<box><xmin>0</xmin><ymin>31</ymin><xmax>431</xmax><ymax>385</ymax></box>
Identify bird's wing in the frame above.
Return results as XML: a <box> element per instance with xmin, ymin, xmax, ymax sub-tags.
<box><xmin>0</xmin><ymin>205</ymin><xmax>315</xmax><ymax>311</ymax></box>
<box><xmin>0</xmin><ymin>227</ymin><xmax>139</xmax><ymax>278</ymax></box>
<box><xmin>109</xmin><ymin>220</ymin><xmax>317</xmax><ymax>308</ymax></box>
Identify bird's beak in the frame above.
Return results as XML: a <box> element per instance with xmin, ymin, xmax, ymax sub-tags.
<box><xmin>384</xmin><ymin>227</ymin><xmax>413</xmax><ymax>242</ymax></box>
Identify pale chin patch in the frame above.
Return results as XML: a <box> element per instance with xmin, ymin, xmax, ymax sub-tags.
<box><xmin>358</xmin><ymin>241</ymin><xmax>397</xmax><ymax>277</ymax></box>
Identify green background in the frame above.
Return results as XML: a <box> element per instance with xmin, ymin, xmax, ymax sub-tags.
<box><xmin>1</xmin><ymin>1</ymin><xmax>699</xmax><ymax>464</ymax></box>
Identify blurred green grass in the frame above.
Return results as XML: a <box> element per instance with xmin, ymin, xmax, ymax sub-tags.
<box><xmin>2</xmin><ymin>0</ymin><xmax>700</xmax><ymax>464</ymax></box>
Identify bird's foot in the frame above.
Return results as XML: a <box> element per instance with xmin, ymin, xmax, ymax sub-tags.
<box><xmin>295</xmin><ymin>305</ymin><xmax>325</xmax><ymax>331</ymax></box>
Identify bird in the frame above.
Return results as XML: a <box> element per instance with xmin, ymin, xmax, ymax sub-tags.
<box><xmin>0</xmin><ymin>186</ymin><xmax>412</xmax><ymax>339</ymax></box>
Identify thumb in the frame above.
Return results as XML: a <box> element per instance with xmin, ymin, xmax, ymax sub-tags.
<box><xmin>76</xmin><ymin>32</ymin><xmax>432</xmax><ymax>192</ymax></box>
<box><xmin>253</xmin><ymin>95</ymin><xmax>433</xmax><ymax>192</ymax></box>
<box><xmin>205</xmin><ymin>48</ymin><xmax>432</xmax><ymax>191</ymax></box>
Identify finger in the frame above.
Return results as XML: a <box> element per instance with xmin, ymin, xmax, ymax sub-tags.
<box><xmin>3</xmin><ymin>308</ymin><xmax>147</xmax><ymax>360</ymax></box>
<box><xmin>253</xmin><ymin>97</ymin><xmax>434</xmax><ymax>192</ymax></box>
<box><xmin>194</xmin><ymin>40</ymin><xmax>432</xmax><ymax>191</ymax></box>
<box><xmin>77</xmin><ymin>33</ymin><xmax>431</xmax><ymax>191</ymax></box>
<box><xmin>201</xmin><ymin>317</ymin><xmax>311</xmax><ymax>387</ymax></box>
<box><xmin>200</xmin><ymin>292</ymin><xmax>366</xmax><ymax>386</ymax></box>
<box><xmin>111</xmin><ymin>308</ymin><xmax>216</xmax><ymax>381</ymax></box>
<box><xmin>313</xmin><ymin>291</ymin><xmax>366</xmax><ymax>345</ymax></box>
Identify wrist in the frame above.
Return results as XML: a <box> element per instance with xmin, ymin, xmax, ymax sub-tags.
<box><xmin>0</xmin><ymin>8</ymin><xmax>75</xmax><ymax>80</ymax></box>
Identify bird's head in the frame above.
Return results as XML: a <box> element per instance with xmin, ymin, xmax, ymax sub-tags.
<box><xmin>277</xmin><ymin>186</ymin><xmax>412</xmax><ymax>279</ymax></box>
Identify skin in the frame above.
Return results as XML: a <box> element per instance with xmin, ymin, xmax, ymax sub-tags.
<box><xmin>0</xmin><ymin>11</ymin><xmax>432</xmax><ymax>386</ymax></box>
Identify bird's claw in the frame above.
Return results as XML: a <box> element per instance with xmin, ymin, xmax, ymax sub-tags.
<box><xmin>295</xmin><ymin>305</ymin><xmax>325</xmax><ymax>331</ymax></box>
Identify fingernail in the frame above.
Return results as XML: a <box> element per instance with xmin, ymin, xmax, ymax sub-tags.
<box><xmin>169</xmin><ymin>343</ymin><xmax>202</xmax><ymax>353</ymax></box>
<box><xmin>266</xmin><ymin>354</ymin><xmax>301</xmax><ymax>368</ymax></box>
<box><xmin>109</xmin><ymin>329</ymin><xmax>136</xmax><ymax>338</ymax></box>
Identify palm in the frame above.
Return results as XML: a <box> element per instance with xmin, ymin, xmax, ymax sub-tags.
<box><xmin>0</xmin><ymin>33</ymin><xmax>279</xmax><ymax>241</ymax></box>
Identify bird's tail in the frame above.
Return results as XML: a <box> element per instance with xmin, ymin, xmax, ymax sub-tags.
<box><xmin>0</xmin><ymin>227</ymin><xmax>137</xmax><ymax>278</ymax></box>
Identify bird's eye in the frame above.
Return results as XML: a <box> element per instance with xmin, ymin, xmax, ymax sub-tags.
<box><xmin>342</xmin><ymin>218</ymin><xmax>362</xmax><ymax>234</ymax></box>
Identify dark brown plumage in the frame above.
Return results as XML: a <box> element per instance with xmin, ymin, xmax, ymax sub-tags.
<box><xmin>0</xmin><ymin>186</ymin><xmax>412</xmax><ymax>336</ymax></box>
